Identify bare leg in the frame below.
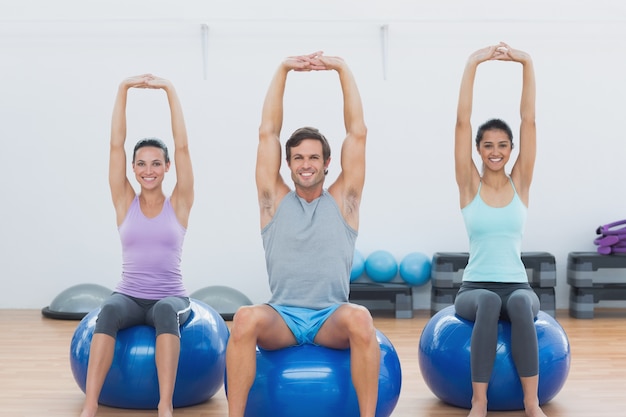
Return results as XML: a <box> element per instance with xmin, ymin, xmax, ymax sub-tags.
<box><xmin>226</xmin><ymin>308</ymin><xmax>261</xmax><ymax>417</ymax></box>
<box><xmin>79</xmin><ymin>334</ymin><xmax>116</xmax><ymax>417</ymax></box>
<box><xmin>226</xmin><ymin>305</ymin><xmax>295</xmax><ymax>417</ymax></box>
<box><xmin>315</xmin><ymin>304</ymin><xmax>379</xmax><ymax>417</ymax></box>
<box><xmin>349</xmin><ymin>314</ymin><xmax>379</xmax><ymax>417</ymax></box>
<box><xmin>521</xmin><ymin>375</ymin><xmax>547</xmax><ymax>417</ymax></box>
<box><xmin>467</xmin><ymin>381</ymin><xmax>488</xmax><ymax>417</ymax></box>
<box><xmin>156</xmin><ymin>333</ymin><xmax>180</xmax><ymax>417</ymax></box>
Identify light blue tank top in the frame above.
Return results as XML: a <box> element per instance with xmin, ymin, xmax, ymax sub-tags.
<box><xmin>116</xmin><ymin>196</ymin><xmax>188</xmax><ymax>299</ymax></box>
<box><xmin>262</xmin><ymin>190</ymin><xmax>357</xmax><ymax>309</ymax></box>
<box><xmin>461</xmin><ymin>179</ymin><xmax>528</xmax><ymax>283</ymax></box>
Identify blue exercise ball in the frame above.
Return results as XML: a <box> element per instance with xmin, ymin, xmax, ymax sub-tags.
<box><xmin>70</xmin><ymin>299</ymin><xmax>230</xmax><ymax>409</ymax></box>
<box><xmin>350</xmin><ymin>250</ymin><xmax>366</xmax><ymax>282</ymax></box>
<box><xmin>418</xmin><ymin>306</ymin><xmax>570</xmax><ymax>411</ymax></box>
<box><xmin>399</xmin><ymin>252</ymin><xmax>432</xmax><ymax>286</ymax></box>
<box><xmin>237</xmin><ymin>329</ymin><xmax>402</xmax><ymax>417</ymax></box>
<box><xmin>365</xmin><ymin>250</ymin><xmax>398</xmax><ymax>283</ymax></box>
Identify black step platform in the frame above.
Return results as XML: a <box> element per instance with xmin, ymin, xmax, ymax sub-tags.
<box><xmin>567</xmin><ymin>251</ymin><xmax>626</xmax><ymax>318</ymax></box>
<box><xmin>349</xmin><ymin>282</ymin><xmax>413</xmax><ymax>319</ymax></box>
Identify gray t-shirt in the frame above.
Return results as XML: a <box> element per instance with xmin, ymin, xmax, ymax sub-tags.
<box><xmin>262</xmin><ymin>190</ymin><xmax>357</xmax><ymax>309</ymax></box>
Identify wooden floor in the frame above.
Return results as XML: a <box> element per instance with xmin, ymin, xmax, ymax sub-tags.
<box><xmin>1</xmin><ymin>308</ymin><xmax>625</xmax><ymax>417</ymax></box>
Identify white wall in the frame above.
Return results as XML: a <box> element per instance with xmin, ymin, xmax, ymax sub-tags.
<box><xmin>1</xmin><ymin>1</ymin><xmax>625</xmax><ymax>310</ymax></box>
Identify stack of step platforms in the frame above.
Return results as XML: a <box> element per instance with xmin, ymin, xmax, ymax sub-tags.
<box><xmin>567</xmin><ymin>251</ymin><xmax>626</xmax><ymax>318</ymax></box>
<box><xmin>430</xmin><ymin>252</ymin><xmax>557</xmax><ymax>317</ymax></box>
<box><xmin>349</xmin><ymin>282</ymin><xmax>413</xmax><ymax>319</ymax></box>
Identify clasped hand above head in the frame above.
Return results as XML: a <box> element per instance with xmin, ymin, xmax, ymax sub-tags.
<box><xmin>283</xmin><ymin>51</ymin><xmax>347</xmax><ymax>72</ymax></box>
<box><xmin>470</xmin><ymin>42</ymin><xmax>531</xmax><ymax>65</ymax></box>
<box><xmin>121</xmin><ymin>74</ymin><xmax>173</xmax><ymax>90</ymax></box>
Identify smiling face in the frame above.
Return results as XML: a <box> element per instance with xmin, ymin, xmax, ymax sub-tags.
<box><xmin>476</xmin><ymin>129</ymin><xmax>512</xmax><ymax>172</ymax></box>
<box><xmin>287</xmin><ymin>139</ymin><xmax>330</xmax><ymax>192</ymax></box>
<box><xmin>132</xmin><ymin>146</ymin><xmax>170</xmax><ymax>190</ymax></box>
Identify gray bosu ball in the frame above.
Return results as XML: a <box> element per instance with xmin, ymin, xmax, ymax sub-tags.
<box><xmin>42</xmin><ymin>283</ymin><xmax>112</xmax><ymax>320</ymax></box>
<box><xmin>190</xmin><ymin>285</ymin><xmax>253</xmax><ymax>321</ymax></box>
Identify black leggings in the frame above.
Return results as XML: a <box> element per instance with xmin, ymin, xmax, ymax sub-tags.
<box><xmin>454</xmin><ymin>282</ymin><xmax>540</xmax><ymax>382</ymax></box>
<box><xmin>94</xmin><ymin>292</ymin><xmax>191</xmax><ymax>338</ymax></box>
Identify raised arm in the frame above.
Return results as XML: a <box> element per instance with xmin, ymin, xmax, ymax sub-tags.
<box><xmin>256</xmin><ymin>52</ymin><xmax>321</xmax><ymax>228</ymax></box>
<box><xmin>109</xmin><ymin>75</ymin><xmax>150</xmax><ymax>226</ymax></box>
<box><xmin>148</xmin><ymin>77</ymin><xmax>194</xmax><ymax>228</ymax></box>
<box><xmin>504</xmin><ymin>44</ymin><xmax>536</xmax><ymax>204</ymax></box>
<box><xmin>322</xmin><ymin>56</ymin><xmax>367</xmax><ymax>230</ymax></box>
<box><xmin>455</xmin><ymin>45</ymin><xmax>499</xmax><ymax>208</ymax></box>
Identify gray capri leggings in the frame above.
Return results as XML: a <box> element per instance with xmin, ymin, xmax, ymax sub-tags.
<box><xmin>94</xmin><ymin>292</ymin><xmax>191</xmax><ymax>338</ymax></box>
<box><xmin>454</xmin><ymin>282</ymin><xmax>540</xmax><ymax>382</ymax></box>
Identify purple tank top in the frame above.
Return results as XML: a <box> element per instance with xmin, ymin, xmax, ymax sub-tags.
<box><xmin>115</xmin><ymin>195</ymin><xmax>188</xmax><ymax>299</ymax></box>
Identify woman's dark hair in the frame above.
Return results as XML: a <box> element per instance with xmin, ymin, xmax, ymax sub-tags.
<box><xmin>475</xmin><ymin>119</ymin><xmax>514</xmax><ymax>148</ymax></box>
<box><xmin>285</xmin><ymin>127</ymin><xmax>331</xmax><ymax>174</ymax></box>
<box><xmin>132</xmin><ymin>138</ymin><xmax>170</xmax><ymax>163</ymax></box>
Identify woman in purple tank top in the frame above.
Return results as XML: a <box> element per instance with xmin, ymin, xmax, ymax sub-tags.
<box><xmin>79</xmin><ymin>75</ymin><xmax>194</xmax><ymax>417</ymax></box>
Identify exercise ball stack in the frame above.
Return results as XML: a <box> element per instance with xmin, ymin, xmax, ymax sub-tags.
<box><xmin>418</xmin><ymin>306</ymin><xmax>570</xmax><ymax>411</ymax></box>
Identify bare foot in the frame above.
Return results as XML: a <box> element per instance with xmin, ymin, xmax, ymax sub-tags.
<box><xmin>525</xmin><ymin>404</ymin><xmax>547</xmax><ymax>417</ymax></box>
<box><xmin>467</xmin><ymin>403</ymin><xmax>487</xmax><ymax>417</ymax></box>
<box><xmin>158</xmin><ymin>405</ymin><xmax>173</xmax><ymax>417</ymax></box>
<box><xmin>79</xmin><ymin>404</ymin><xmax>97</xmax><ymax>417</ymax></box>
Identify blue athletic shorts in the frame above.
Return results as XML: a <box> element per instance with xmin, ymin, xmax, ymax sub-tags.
<box><xmin>269</xmin><ymin>304</ymin><xmax>341</xmax><ymax>345</ymax></box>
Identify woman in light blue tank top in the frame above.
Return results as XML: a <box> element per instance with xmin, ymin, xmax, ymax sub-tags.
<box><xmin>454</xmin><ymin>43</ymin><xmax>545</xmax><ymax>417</ymax></box>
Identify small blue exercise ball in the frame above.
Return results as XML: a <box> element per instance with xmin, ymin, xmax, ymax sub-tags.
<box><xmin>399</xmin><ymin>252</ymin><xmax>431</xmax><ymax>286</ymax></box>
<box><xmin>235</xmin><ymin>329</ymin><xmax>401</xmax><ymax>417</ymax></box>
<box><xmin>365</xmin><ymin>250</ymin><xmax>398</xmax><ymax>283</ymax></box>
<box><xmin>350</xmin><ymin>250</ymin><xmax>366</xmax><ymax>282</ymax></box>
<box><xmin>70</xmin><ymin>299</ymin><xmax>230</xmax><ymax>409</ymax></box>
<box><xmin>418</xmin><ymin>306</ymin><xmax>570</xmax><ymax>411</ymax></box>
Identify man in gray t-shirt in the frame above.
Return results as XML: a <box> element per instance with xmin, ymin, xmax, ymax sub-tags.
<box><xmin>225</xmin><ymin>51</ymin><xmax>380</xmax><ymax>417</ymax></box>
